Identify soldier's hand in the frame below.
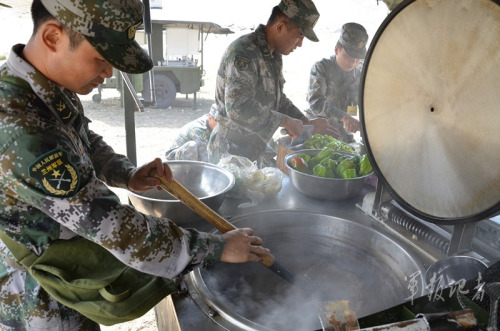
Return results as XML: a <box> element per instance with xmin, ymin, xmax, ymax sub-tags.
<box><xmin>220</xmin><ymin>228</ymin><xmax>271</xmax><ymax>263</ymax></box>
<box><xmin>305</xmin><ymin>117</ymin><xmax>341</xmax><ymax>139</ymax></box>
<box><xmin>127</xmin><ymin>157</ymin><xmax>173</xmax><ymax>192</ymax></box>
<box><xmin>281</xmin><ymin>116</ymin><xmax>303</xmax><ymax>139</ymax></box>
<box><xmin>341</xmin><ymin>115</ymin><xmax>360</xmax><ymax>133</ymax></box>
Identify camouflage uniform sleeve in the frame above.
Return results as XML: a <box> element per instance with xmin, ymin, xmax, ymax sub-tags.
<box><xmin>277</xmin><ymin>92</ymin><xmax>305</xmax><ymax>119</ymax></box>
<box><xmin>223</xmin><ymin>49</ymin><xmax>285</xmax><ymax>140</ymax></box>
<box><xmin>87</xmin><ymin>126</ymin><xmax>135</xmax><ymax>189</ymax></box>
<box><xmin>307</xmin><ymin>60</ymin><xmax>346</xmax><ymax>120</ymax></box>
<box><xmin>4</xmin><ymin>128</ymin><xmax>226</xmax><ymax>278</ymax></box>
<box><xmin>165</xmin><ymin>116</ymin><xmax>209</xmax><ymax>160</ymax></box>
<box><xmin>186</xmin><ymin>117</ymin><xmax>210</xmax><ymax>144</ymax></box>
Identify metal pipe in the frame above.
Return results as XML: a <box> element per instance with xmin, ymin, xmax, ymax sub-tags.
<box><xmin>120</xmin><ymin>72</ymin><xmax>144</xmax><ymax>112</ymax></box>
<box><xmin>122</xmin><ymin>73</ymin><xmax>137</xmax><ymax>167</ymax></box>
<box><xmin>143</xmin><ymin>0</ymin><xmax>156</xmax><ymax>107</ymax></box>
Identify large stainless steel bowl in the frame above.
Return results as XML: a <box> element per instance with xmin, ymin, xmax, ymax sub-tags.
<box><xmin>128</xmin><ymin>161</ymin><xmax>234</xmax><ymax>227</ymax></box>
<box><xmin>284</xmin><ymin>149</ymin><xmax>372</xmax><ymax>200</ymax></box>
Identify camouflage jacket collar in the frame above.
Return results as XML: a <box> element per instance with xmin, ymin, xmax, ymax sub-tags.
<box><xmin>254</xmin><ymin>25</ymin><xmax>283</xmax><ymax>80</ymax></box>
<box><xmin>255</xmin><ymin>24</ymin><xmax>274</xmax><ymax>60</ymax></box>
<box><xmin>6</xmin><ymin>44</ymin><xmax>81</xmax><ymax>127</ymax></box>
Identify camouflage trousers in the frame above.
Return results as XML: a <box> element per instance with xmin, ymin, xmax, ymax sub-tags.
<box><xmin>0</xmin><ymin>252</ymin><xmax>100</xmax><ymax>330</ymax></box>
<box><xmin>165</xmin><ymin>140</ymin><xmax>209</xmax><ymax>162</ymax></box>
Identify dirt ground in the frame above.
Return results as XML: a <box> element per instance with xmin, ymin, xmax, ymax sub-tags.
<box><xmin>82</xmin><ymin>88</ymin><xmax>213</xmax><ymax>166</ymax></box>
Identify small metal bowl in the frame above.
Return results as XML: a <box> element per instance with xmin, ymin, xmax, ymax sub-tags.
<box><xmin>425</xmin><ymin>255</ymin><xmax>488</xmax><ymax>287</ymax></box>
<box><xmin>284</xmin><ymin>149</ymin><xmax>372</xmax><ymax>200</ymax></box>
<box><xmin>128</xmin><ymin>161</ymin><xmax>235</xmax><ymax>227</ymax></box>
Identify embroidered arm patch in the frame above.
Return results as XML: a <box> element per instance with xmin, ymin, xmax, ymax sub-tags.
<box><xmin>234</xmin><ymin>55</ymin><xmax>250</xmax><ymax>71</ymax></box>
<box><xmin>29</xmin><ymin>149</ymin><xmax>80</xmax><ymax>197</ymax></box>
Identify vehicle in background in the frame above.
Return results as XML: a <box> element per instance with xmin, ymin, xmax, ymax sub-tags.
<box><xmin>92</xmin><ymin>20</ymin><xmax>233</xmax><ymax>109</ymax></box>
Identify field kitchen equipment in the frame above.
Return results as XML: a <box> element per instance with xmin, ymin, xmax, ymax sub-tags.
<box><xmin>93</xmin><ymin>20</ymin><xmax>233</xmax><ymax>108</ymax></box>
<box><xmin>120</xmin><ymin>0</ymin><xmax>500</xmax><ymax>329</ymax></box>
<box><xmin>140</xmin><ymin>20</ymin><xmax>233</xmax><ymax>108</ymax></box>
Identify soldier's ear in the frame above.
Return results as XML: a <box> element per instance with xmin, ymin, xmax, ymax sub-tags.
<box><xmin>40</xmin><ymin>22</ymin><xmax>64</xmax><ymax>53</ymax></box>
<box><xmin>276</xmin><ymin>20</ymin><xmax>287</xmax><ymax>34</ymax></box>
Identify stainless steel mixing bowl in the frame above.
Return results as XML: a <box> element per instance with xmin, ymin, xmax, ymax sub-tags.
<box><xmin>284</xmin><ymin>149</ymin><xmax>372</xmax><ymax>200</ymax></box>
<box><xmin>128</xmin><ymin>161</ymin><xmax>234</xmax><ymax>227</ymax></box>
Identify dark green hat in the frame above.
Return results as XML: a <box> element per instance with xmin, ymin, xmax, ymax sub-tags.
<box><xmin>339</xmin><ymin>22</ymin><xmax>369</xmax><ymax>59</ymax></box>
<box><xmin>278</xmin><ymin>0</ymin><xmax>320</xmax><ymax>42</ymax></box>
<box><xmin>40</xmin><ymin>0</ymin><xmax>153</xmax><ymax>74</ymax></box>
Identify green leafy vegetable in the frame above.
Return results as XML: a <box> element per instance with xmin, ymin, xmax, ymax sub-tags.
<box><xmin>359</xmin><ymin>155</ymin><xmax>373</xmax><ymax>176</ymax></box>
<box><xmin>340</xmin><ymin>168</ymin><xmax>357</xmax><ymax>179</ymax></box>
<box><xmin>304</xmin><ymin>134</ymin><xmax>355</xmax><ymax>153</ymax></box>
<box><xmin>309</xmin><ymin>147</ymin><xmax>335</xmax><ymax>168</ymax></box>
<box><xmin>313</xmin><ymin>164</ymin><xmax>327</xmax><ymax>177</ymax></box>
<box><xmin>336</xmin><ymin>159</ymin><xmax>357</xmax><ymax>178</ymax></box>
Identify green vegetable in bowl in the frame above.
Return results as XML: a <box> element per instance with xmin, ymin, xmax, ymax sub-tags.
<box><xmin>304</xmin><ymin>134</ymin><xmax>355</xmax><ymax>153</ymax></box>
<box><xmin>290</xmin><ymin>147</ymin><xmax>373</xmax><ymax>180</ymax></box>
<box><xmin>340</xmin><ymin>168</ymin><xmax>357</xmax><ymax>179</ymax></box>
<box><xmin>359</xmin><ymin>154</ymin><xmax>373</xmax><ymax>176</ymax></box>
<box><xmin>312</xmin><ymin>162</ymin><xmax>335</xmax><ymax>178</ymax></box>
<box><xmin>319</xmin><ymin>158</ymin><xmax>336</xmax><ymax>178</ymax></box>
<box><xmin>309</xmin><ymin>147</ymin><xmax>335</xmax><ymax>168</ymax></box>
<box><xmin>336</xmin><ymin>159</ymin><xmax>356</xmax><ymax>178</ymax></box>
<box><xmin>313</xmin><ymin>164</ymin><xmax>327</xmax><ymax>177</ymax></box>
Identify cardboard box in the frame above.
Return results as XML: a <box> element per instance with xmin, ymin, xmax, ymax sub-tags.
<box><xmin>276</xmin><ymin>136</ymin><xmax>304</xmax><ymax>175</ymax></box>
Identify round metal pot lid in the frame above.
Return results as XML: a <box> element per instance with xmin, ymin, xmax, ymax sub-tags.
<box><xmin>360</xmin><ymin>0</ymin><xmax>500</xmax><ymax>224</ymax></box>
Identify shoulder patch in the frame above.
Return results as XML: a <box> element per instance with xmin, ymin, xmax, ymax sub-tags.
<box><xmin>234</xmin><ymin>55</ymin><xmax>250</xmax><ymax>71</ymax></box>
<box><xmin>52</xmin><ymin>94</ymin><xmax>74</xmax><ymax>125</ymax></box>
<box><xmin>29</xmin><ymin>149</ymin><xmax>80</xmax><ymax>197</ymax></box>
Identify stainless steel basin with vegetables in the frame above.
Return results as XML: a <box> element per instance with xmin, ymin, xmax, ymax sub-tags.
<box><xmin>285</xmin><ymin>149</ymin><xmax>373</xmax><ymax>200</ymax></box>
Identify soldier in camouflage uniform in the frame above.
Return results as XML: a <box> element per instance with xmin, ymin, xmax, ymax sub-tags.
<box><xmin>0</xmin><ymin>0</ymin><xmax>271</xmax><ymax>330</ymax></box>
<box><xmin>306</xmin><ymin>22</ymin><xmax>369</xmax><ymax>143</ymax></box>
<box><xmin>165</xmin><ymin>107</ymin><xmax>217</xmax><ymax>162</ymax></box>
<box><xmin>207</xmin><ymin>0</ymin><xmax>339</xmax><ymax>167</ymax></box>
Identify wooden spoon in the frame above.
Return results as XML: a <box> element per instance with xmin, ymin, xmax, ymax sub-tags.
<box><xmin>152</xmin><ymin>174</ymin><xmax>300</xmax><ymax>285</ymax></box>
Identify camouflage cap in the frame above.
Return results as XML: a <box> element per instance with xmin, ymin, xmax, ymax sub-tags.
<box><xmin>208</xmin><ymin>106</ymin><xmax>217</xmax><ymax>117</ymax></box>
<box><xmin>338</xmin><ymin>22</ymin><xmax>369</xmax><ymax>59</ymax></box>
<box><xmin>278</xmin><ymin>0</ymin><xmax>320</xmax><ymax>42</ymax></box>
<box><xmin>40</xmin><ymin>0</ymin><xmax>153</xmax><ymax>74</ymax></box>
